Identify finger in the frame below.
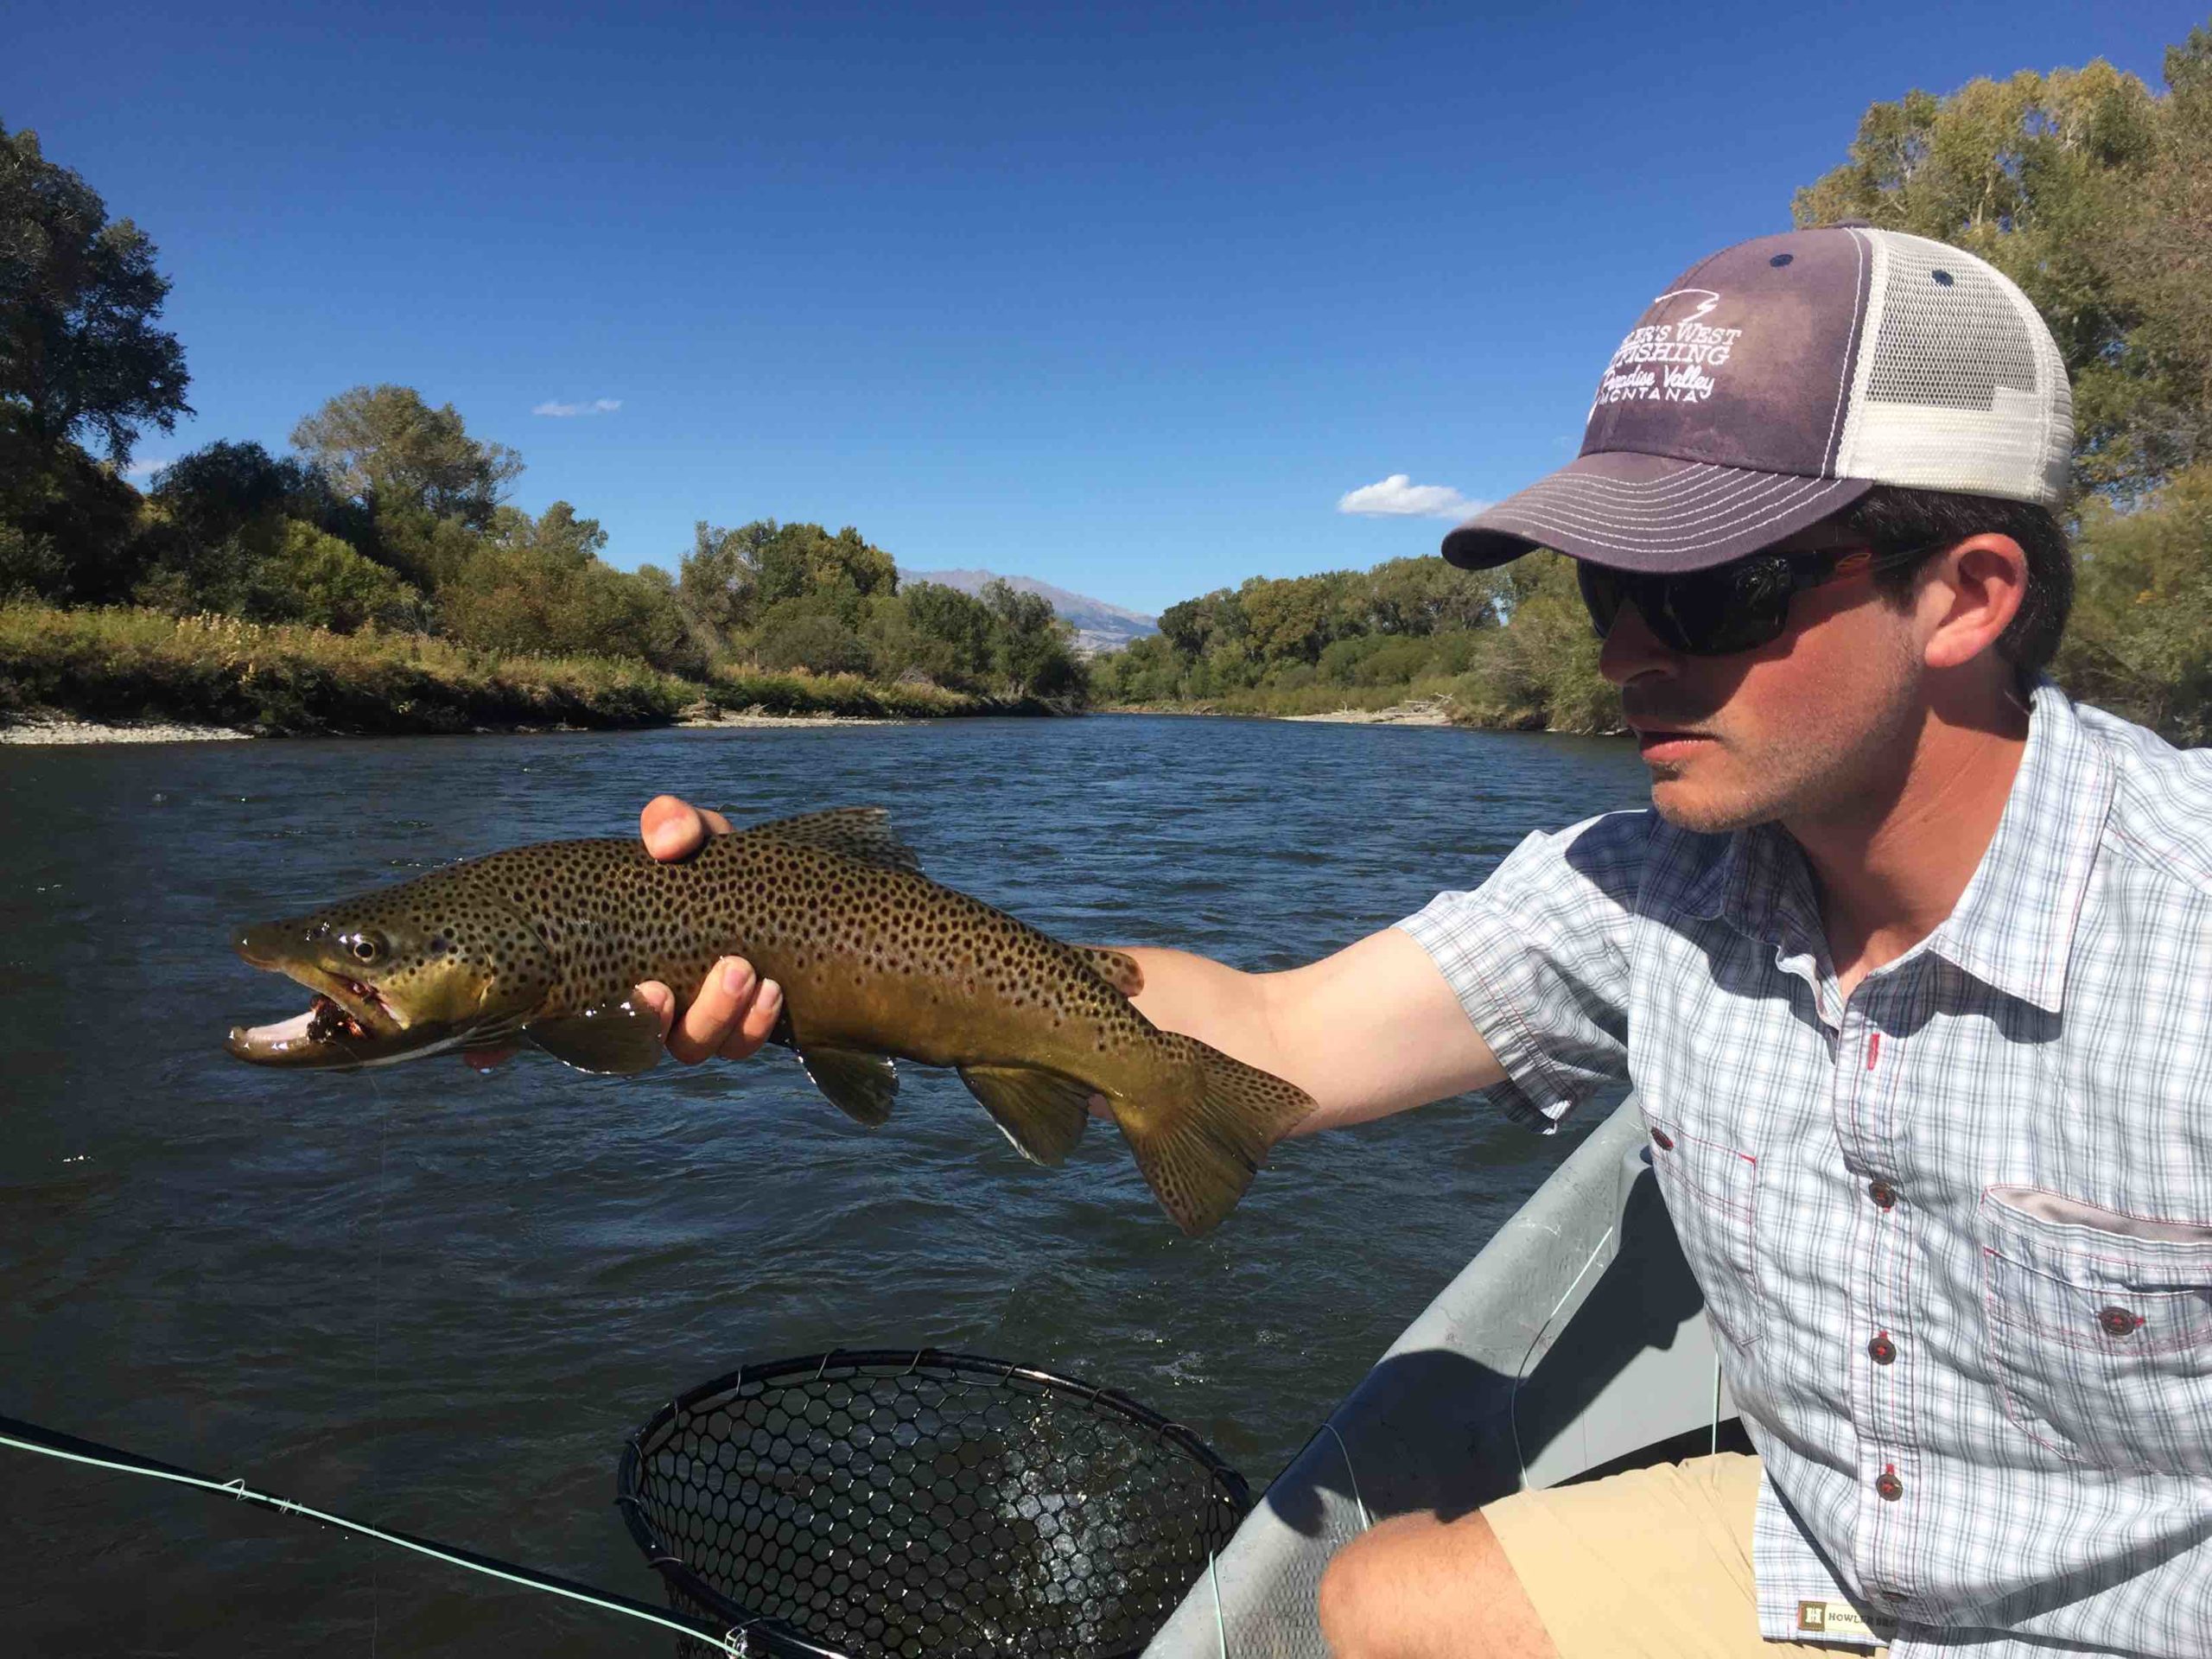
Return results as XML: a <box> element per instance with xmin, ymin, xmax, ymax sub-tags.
<box><xmin>721</xmin><ymin>978</ymin><xmax>783</xmax><ymax>1060</ymax></box>
<box><xmin>462</xmin><ymin>1045</ymin><xmax>516</xmax><ymax>1071</ymax></box>
<box><xmin>632</xmin><ymin>981</ymin><xmax>676</xmax><ymax>1038</ymax></box>
<box><xmin>639</xmin><ymin>796</ymin><xmax>734</xmax><ymax>862</ymax></box>
<box><xmin>664</xmin><ymin>958</ymin><xmax>758</xmax><ymax>1065</ymax></box>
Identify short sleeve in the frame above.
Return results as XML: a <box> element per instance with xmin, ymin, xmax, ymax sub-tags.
<box><xmin>1396</xmin><ymin>810</ymin><xmax>1647</xmax><ymax>1129</ymax></box>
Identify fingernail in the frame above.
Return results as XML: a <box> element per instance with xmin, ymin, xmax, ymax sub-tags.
<box><xmin>721</xmin><ymin>960</ymin><xmax>753</xmax><ymax>996</ymax></box>
<box><xmin>761</xmin><ymin>980</ymin><xmax>782</xmax><ymax>1007</ymax></box>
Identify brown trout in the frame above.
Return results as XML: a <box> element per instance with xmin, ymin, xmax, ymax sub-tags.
<box><xmin>226</xmin><ymin>807</ymin><xmax>1313</xmax><ymax>1235</ymax></box>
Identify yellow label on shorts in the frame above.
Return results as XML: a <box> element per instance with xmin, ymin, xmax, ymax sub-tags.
<box><xmin>1796</xmin><ymin>1599</ymin><xmax>1877</xmax><ymax>1639</ymax></box>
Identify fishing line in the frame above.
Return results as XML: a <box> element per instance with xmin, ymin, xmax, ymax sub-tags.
<box><xmin>0</xmin><ymin>1411</ymin><xmax>749</xmax><ymax>1655</ymax></box>
<box><xmin>365</xmin><ymin>1059</ymin><xmax>392</xmax><ymax>1659</ymax></box>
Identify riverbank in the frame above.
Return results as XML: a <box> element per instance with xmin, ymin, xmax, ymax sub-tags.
<box><xmin>1278</xmin><ymin>696</ymin><xmax>1456</xmax><ymax>726</ymax></box>
<box><xmin>0</xmin><ymin>605</ymin><xmax>1072</xmax><ymax>738</ymax></box>
<box><xmin>0</xmin><ymin>708</ymin><xmax>252</xmax><ymax>745</ymax></box>
<box><xmin>1100</xmin><ymin>695</ymin><xmax>1616</xmax><ymax>733</ymax></box>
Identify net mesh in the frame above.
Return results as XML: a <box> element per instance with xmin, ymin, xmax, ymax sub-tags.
<box><xmin>618</xmin><ymin>1351</ymin><xmax>1251</xmax><ymax>1659</ymax></box>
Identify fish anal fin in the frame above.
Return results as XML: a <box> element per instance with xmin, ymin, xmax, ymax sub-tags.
<box><xmin>1073</xmin><ymin>946</ymin><xmax>1144</xmax><ymax>998</ymax></box>
<box><xmin>741</xmin><ymin>807</ymin><xmax>922</xmax><ymax>874</ymax></box>
<box><xmin>526</xmin><ymin>1000</ymin><xmax>664</xmax><ymax>1075</ymax></box>
<box><xmin>958</xmin><ymin>1065</ymin><xmax>1093</xmax><ymax>1166</ymax></box>
<box><xmin>797</xmin><ymin>1046</ymin><xmax>899</xmax><ymax>1126</ymax></box>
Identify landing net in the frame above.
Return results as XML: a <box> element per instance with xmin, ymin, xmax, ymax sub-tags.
<box><xmin>617</xmin><ymin>1349</ymin><xmax>1251</xmax><ymax>1659</ymax></box>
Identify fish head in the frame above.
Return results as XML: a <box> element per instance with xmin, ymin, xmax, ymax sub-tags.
<box><xmin>226</xmin><ymin>874</ymin><xmax>556</xmax><ymax>1068</ymax></box>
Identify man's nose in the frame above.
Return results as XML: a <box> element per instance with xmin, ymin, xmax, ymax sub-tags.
<box><xmin>1597</xmin><ymin>601</ymin><xmax>1681</xmax><ymax>687</ymax></box>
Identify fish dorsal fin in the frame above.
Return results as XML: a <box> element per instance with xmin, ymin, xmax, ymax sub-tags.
<box><xmin>796</xmin><ymin>1046</ymin><xmax>899</xmax><ymax>1126</ymax></box>
<box><xmin>526</xmin><ymin>1000</ymin><xmax>664</xmax><ymax>1075</ymax></box>
<box><xmin>1074</xmin><ymin>946</ymin><xmax>1144</xmax><ymax>998</ymax></box>
<box><xmin>737</xmin><ymin>806</ymin><xmax>923</xmax><ymax>874</ymax></box>
<box><xmin>958</xmin><ymin>1065</ymin><xmax>1093</xmax><ymax>1167</ymax></box>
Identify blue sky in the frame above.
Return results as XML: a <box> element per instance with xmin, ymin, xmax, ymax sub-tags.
<box><xmin>6</xmin><ymin>1</ymin><xmax>2200</xmax><ymax>615</ymax></box>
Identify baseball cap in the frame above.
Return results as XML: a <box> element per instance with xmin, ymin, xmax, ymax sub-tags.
<box><xmin>1441</xmin><ymin>225</ymin><xmax>2073</xmax><ymax>573</ymax></box>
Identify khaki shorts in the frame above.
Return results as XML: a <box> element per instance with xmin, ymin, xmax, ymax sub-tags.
<box><xmin>1483</xmin><ymin>1453</ymin><xmax>1888</xmax><ymax>1657</ymax></box>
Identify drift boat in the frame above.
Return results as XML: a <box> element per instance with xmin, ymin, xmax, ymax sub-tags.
<box><xmin>1144</xmin><ymin>1096</ymin><xmax>1737</xmax><ymax>1656</ymax></box>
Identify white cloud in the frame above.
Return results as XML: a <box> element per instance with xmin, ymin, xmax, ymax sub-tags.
<box><xmin>1337</xmin><ymin>474</ymin><xmax>1484</xmax><ymax>520</ymax></box>
<box><xmin>124</xmin><ymin>457</ymin><xmax>168</xmax><ymax>479</ymax></box>
<box><xmin>531</xmin><ymin>397</ymin><xmax>623</xmax><ymax>417</ymax></box>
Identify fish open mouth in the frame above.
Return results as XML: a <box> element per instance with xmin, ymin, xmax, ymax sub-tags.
<box><xmin>227</xmin><ymin>937</ymin><xmax>417</xmax><ymax>1067</ymax></box>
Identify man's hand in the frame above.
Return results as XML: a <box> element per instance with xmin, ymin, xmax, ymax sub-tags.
<box><xmin>460</xmin><ymin>794</ymin><xmax>783</xmax><ymax>1071</ymax></box>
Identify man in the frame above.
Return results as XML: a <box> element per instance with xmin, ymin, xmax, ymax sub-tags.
<box><xmin>612</xmin><ymin>226</ymin><xmax>2212</xmax><ymax>1656</ymax></box>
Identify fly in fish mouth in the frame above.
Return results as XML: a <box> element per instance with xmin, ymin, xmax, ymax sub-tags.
<box><xmin>307</xmin><ymin>988</ymin><xmax>376</xmax><ymax>1043</ymax></box>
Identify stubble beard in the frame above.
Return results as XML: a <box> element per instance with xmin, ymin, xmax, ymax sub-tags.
<box><xmin>1643</xmin><ymin>658</ymin><xmax>1924</xmax><ymax>838</ymax></box>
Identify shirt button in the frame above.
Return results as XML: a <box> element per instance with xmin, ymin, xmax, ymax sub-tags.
<box><xmin>1868</xmin><ymin>1179</ymin><xmax>1897</xmax><ymax>1210</ymax></box>
<box><xmin>2098</xmin><ymin>1305</ymin><xmax>2143</xmax><ymax>1338</ymax></box>
<box><xmin>1868</xmin><ymin>1332</ymin><xmax>1897</xmax><ymax>1365</ymax></box>
<box><xmin>1649</xmin><ymin>1128</ymin><xmax>1675</xmax><ymax>1151</ymax></box>
<box><xmin>1875</xmin><ymin>1467</ymin><xmax>1904</xmax><ymax>1502</ymax></box>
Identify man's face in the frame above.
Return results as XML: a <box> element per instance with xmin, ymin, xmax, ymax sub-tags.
<box><xmin>1594</xmin><ymin>529</ymin><xmax>1928</xmax><ymax>835</ymax></box>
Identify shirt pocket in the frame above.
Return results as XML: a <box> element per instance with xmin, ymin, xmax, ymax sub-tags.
<box><xmin>1643</xmin><ymin>1110</ymin><xmax>1764</xmax><ymax>1349</ymax></box>
<box><xmin>1980</xmin><ymin>1185</ymin><xmax>2212</xmax><ymax>1476</ymax></box>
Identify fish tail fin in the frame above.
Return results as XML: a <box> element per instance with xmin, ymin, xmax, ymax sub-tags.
<box><xmin>1116</xmin><ymin>1038</ymin><xmax>1313</xmax><ymax>1237</ymax></box>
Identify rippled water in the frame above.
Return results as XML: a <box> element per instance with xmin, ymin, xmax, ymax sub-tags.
<box><xmin>0</xmin><ymin>714</ymin><xmax>1647</xmax><ymax>1656</ymax></box>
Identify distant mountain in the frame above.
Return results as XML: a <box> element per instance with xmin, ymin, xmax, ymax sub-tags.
<box><xmin>899</xmin><ymin>567</ymin><xmax>1159</xmax><ymax>657</ymax></box>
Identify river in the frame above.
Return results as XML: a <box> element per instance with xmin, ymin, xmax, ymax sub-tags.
<box><xmin>0</xmin><ymin>714</ymin><xmax>1649</xmax><ymax>1656</ymax></box>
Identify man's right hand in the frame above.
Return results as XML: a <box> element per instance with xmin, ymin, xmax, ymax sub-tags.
<box><xmin>461</xmin><ymin>794</ymin><xmax>784</xmax><ymax>1071</ymax></box>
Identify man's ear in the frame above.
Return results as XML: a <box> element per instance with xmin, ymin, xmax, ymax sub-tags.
<box><xmin>1921</xmin><ymin>536</ymin><xmax>2027</xmax><ymax>672</ymax></box>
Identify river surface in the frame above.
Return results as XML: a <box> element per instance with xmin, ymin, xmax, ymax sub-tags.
<box><xmin>0</xmin><ymin>714</ymin><xmax>1648</xmax><ymax>1656</ymax></box>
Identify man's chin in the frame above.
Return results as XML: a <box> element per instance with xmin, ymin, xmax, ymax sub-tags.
<box><xmin>1648</xmin><ymin>772</ymin><xmax>1772</xmax><ymax>836</ymax></box>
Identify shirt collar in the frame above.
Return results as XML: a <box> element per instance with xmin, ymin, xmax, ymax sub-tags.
<box><xmin>1676</xmin><ymin>681</ymin><xmax>2112</xmax><ymax>1014</ymax></box>
<box><xmin>1922</xmin><ymin>680</ymin><xmax>2113</xmax><ymax>1014</ymax></box>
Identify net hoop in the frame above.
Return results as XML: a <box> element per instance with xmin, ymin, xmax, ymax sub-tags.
<box><xmin>617</xmin><ymin>1348</ymin><xmax>1251</xmax><ymax>1659</ymax></box>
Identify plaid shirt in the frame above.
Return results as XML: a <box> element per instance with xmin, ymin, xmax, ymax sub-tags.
<box><xmin>1401</xmin><ymin>683</ymin><xmax>2212</xmax><ymax>1657</ymax></box>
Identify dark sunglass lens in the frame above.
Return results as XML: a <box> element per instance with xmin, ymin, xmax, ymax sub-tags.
<box><xmin>1576</xmin><ymin>563</ymin><xmax>1623</xmax><ymax>638</ymax></box>
<box><xmin>1665</xmin><ymin>556</ymin><xmax>1797</xmax><ymax>656</ymax></box>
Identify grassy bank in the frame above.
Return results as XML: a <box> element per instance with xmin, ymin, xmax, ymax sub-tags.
<box><xmin>0</xmin><ymin>605</ymin><xmax>1058</xmax><ymax>735</ymax></box>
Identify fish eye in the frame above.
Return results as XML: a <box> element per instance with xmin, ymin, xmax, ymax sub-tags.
<box><xmin>346</xmin><ymin>931</ymin><xmax>387</xmax><ymax>965</ymax></box>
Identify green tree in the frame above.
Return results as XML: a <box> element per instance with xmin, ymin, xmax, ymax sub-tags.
<box><xmin>291</xmin><ymin>385</ymin><xmax>522</xmax><ymax>529</ymax></box>
<box><xmin>678</xmin><ymin>519</ymin><xmax>774</xmax><ymax>639</ymax></box>
<box><xmin>0</xmin><ymin>427</ymin><xmax>140</xmax><ymax>601</ymax></box>
<box><xmin>753</xmin><ymin>597</ymin><xmax>872</xmax><ymax>676</ymax></box>
<box><xmin>0</xmin><ymin>120</ymin><xmax>190</xmax><ymax>467</ymax></box>
<box><xmin>868</xmin><ymin>579</ymin><xmax>1000</xmax><ymax>689</ymax></box>
<box><xmin>983</xmin><ymin>577</ymin><xmax>1081</xmax><ymax>696</ymax></box>
<box><xmin>2053</xmin><ymin>463</ymin><xmax>2212</xmax><ymax>745</ymax></box>
<box><xmin>488</xmin><ymin>499</ymin><xmax>607</xmax><ymax>566</ymax></box>
<box><xmin>1791</xmin><ymin>58</ymin><xmax>2173</xmax><ymax>491</ymax></box>
<box><xmin>260</xmin><ymin>518</ymin><xmax>426</xmax><ymax>632</ymax></box>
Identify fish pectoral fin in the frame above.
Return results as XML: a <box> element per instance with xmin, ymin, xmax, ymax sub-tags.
<box><xmin>958</xmin><ymin>1065</ymin><xmax>1092</xmax><ymax>1167</ymax></box>
<box><xmin>1073</xmin><ymin>946</ymin><xmax>1144</xmax><ymax>998</ymax></box>
<box><xmin>524</xmin><ymin>1001</ymin><xmax>664</xmax><ymax>1075</ymax></box>
<box><xmin>796</xmin><ymin>1046</ymin><xmax>899</xmax><ymax>1126</ymax></box>
<box><xmin>741</xmin><ymin>806</ymin><xmax>923</xmax><ymax>874</ymax></box>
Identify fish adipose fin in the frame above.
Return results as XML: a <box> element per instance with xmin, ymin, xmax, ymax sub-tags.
<box><xmin>1117</xmin><ymin>1039</ymin><xmax>1315</xmax><ymax>1237</ymax></box>
<box><xmin>1074</xmin><ymin>947</ymin><xmax>1144</xmax><ymax>998</ymax></box>
<box><xmin>739</xmin><ymin>806</ymin><xmax>923</xmax><ymax>874</ymax></box>
<box><xmin>526</xmin><ymin>1000</ymin><xmax>664</xmax><ymax>1074</ymax></box>
<box><xmin>958</xmin><ymin>1065</ymin><xmax>1092</xmax><ymax>1166</ymax></box>
<box><xmin>796</xmin><ymin>1046</ymin><xmax>899</xmax><ymax>1126</ymax></box>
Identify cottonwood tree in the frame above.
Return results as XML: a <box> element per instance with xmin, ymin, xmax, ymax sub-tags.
<box><xmin>0</xmin><ymin>119</ymin><xmax>190</xmax><ymax>468</ymax></box>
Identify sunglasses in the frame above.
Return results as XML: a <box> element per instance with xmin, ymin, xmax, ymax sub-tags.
<box><xmin>1576</xmin><ymin>542</ymin><xmax>1939</xmax><ymax>658</ymax></box>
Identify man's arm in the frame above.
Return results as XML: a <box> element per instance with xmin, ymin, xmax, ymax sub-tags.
<box><xmin>1121</xmin><ymin>933</ymin><xmax>1504</xmax><ymax>1135</ymax></box>
<box><xmin>618</xmin><ymin>795</ymin><xmax>1505</xmax><ymax>1132</ymax></box>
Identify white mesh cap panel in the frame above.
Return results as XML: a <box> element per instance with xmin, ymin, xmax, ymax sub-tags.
<box><xmin>1832</xmin><ymin>230</ymin><xmax>2071</xmax><ymax>504</ymax></box>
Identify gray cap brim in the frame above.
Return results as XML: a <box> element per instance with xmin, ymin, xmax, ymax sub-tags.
<box><xmin>1441</xmin><ymin>452</ymin><xmax>1873</xmax><ymax>573</ymax></box>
